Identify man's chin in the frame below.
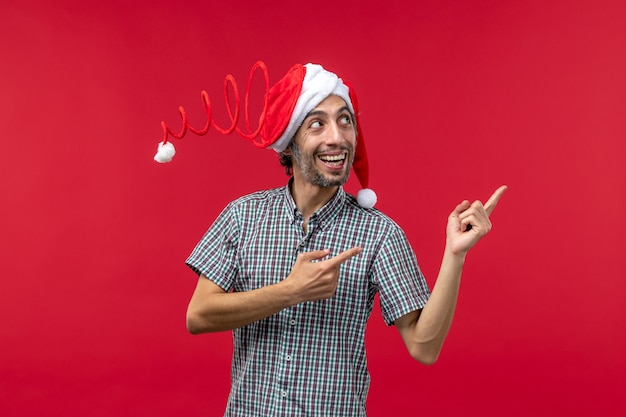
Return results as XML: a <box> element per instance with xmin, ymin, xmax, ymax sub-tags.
<box><xmin>313</xmin><ymin>173</ymin><xmax>349</xmax><ymax>188</ymax></box>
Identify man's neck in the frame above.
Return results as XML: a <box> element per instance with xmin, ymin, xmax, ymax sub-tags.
<box><xmin>290</xmin><ymin>176</ymin><xmax>339</xmax><ymax>227</ymax></box>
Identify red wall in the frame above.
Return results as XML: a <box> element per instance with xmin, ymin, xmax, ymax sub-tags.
<box><xmin>1</xmin><ymin>0</ymin><xmax>624</xmax><ymax>416</ymax></box>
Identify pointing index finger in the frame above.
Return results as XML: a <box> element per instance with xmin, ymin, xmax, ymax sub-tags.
<box><xmin>328</xmin><ymin>247</ymin><xmax>362</xmax><ymax>266</ymax></box>
<box><xmin>484</xmin><ymin>185</ymin><xmax>508</xmax><ymax>216</ymax></box>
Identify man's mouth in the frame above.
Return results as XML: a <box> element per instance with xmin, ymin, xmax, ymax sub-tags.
<box><xmin>318</xmin><ymin>153</ymin><xmax>347</xmax><ymax>168</ymax></box>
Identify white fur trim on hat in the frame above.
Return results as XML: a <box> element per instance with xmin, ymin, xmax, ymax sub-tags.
<box><xmin>269</xmin><ymin>63</ymin><xmax>353</xmax><ymax>152</ymax></box>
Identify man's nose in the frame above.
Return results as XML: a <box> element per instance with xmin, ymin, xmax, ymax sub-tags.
<box><xmin>325</xmin><ymin>122</ymin><xmax>344</xmax><ymax>145</ymax></box>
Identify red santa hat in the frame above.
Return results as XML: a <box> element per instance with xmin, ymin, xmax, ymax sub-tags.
<box><xmin>154</xmin><ymin>61</ymin><xmax>377</xmax><ymax>208</ymax></box>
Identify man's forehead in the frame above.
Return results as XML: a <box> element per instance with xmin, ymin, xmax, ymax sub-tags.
<box><xmin>306</xmin><ymin>95</ymin><xmax>351</xmax><ymax>116</ymax></box>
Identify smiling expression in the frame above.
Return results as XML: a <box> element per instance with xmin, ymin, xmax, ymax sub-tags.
<box><xmin>288</xmin><ymin>95</ymin><xmax>357</xmax><ymax>188</ymax></box>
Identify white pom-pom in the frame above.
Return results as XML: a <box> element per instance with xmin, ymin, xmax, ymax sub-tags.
<box><xmin>357</xmin><ymin>188</ymin><xmax>377</xmax><ymax>208</ymax></box>
<box><xmin>154</xmin><ymin>141</ymin><xmax>176</xmax><ymax>163</ymax></box>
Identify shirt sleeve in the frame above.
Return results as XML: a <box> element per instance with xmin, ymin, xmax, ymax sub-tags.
<box><xmin>185</xmin><ymin>202</ymin><xmax>240</xmax><ymax>292</ymax></box>
<box><xmin>372</xmin><ymin>227</ymin><xmax>431</xmax><ymax>326</ymax></box>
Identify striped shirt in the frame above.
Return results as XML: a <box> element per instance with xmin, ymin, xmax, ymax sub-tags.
<box><xmin>186</xmin><ymin>182</ymin><xmax>430</xmax><ymax>417</ymax></box>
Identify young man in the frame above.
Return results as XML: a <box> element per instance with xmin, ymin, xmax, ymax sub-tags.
<box><xmin>170</xmin><ymin>63</ymin><xmax>505</xmax><ymax>416</ymax></box>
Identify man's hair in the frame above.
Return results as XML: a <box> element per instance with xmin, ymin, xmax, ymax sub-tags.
<box><xmin>278</xmin><ymin>147</ymin><xmax>293</xmax><ymax>176</ymax></box>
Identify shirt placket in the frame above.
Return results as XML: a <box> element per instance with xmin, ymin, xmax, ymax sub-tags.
<box><xmin>273</xmin><ymin>212</ymin><xmax>317</xmax><ymax>415</ymax></box>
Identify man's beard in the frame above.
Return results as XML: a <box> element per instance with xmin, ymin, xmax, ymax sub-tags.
<box><xmin>291</xmin><ymin>141</ymin><xmax>353</xmax><ymax>187</ymax></box>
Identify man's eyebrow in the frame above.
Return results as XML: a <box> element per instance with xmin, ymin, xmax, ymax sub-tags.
<box><xmin>304</xmin><ymin>110</ymin><xmax>326</xmax><ymax>119</ymax></box>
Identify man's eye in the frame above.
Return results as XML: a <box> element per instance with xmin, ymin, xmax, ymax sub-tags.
<box><xmin>339</xmin><ymin>115</ymin><xmax>352</xmax><ymax>125</ymax></box>
<box><xmin>310</xmin><ymin>120</ymin><xmax>322</xmax><ymax>128</ymax></box>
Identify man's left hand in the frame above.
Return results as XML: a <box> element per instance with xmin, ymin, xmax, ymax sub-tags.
<box><xmin>446</xmin><ymin>185</ymin><xmax>508</xmax><ymax>255</ymax></box>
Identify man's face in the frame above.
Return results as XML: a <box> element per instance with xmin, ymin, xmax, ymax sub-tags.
<box><xmin>289</xmin><ymin>95</ymin><xmax>356</xmax><ymax>188</ymax></box>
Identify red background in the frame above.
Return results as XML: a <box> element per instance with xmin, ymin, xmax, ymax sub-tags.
<box><xmin>1</xmin><ymin>0</ymin><xmax>624</xmax><ymax>416</ymax></box>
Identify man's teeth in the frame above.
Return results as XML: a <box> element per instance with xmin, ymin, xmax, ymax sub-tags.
<box><xmin>319</xmin><ymin>154</ymin><xmax>346</xmax><ymax>162</ymax></box>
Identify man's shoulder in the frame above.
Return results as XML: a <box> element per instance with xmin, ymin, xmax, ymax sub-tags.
<box><xmin>343</xmin><ymin>193</ymin><xmax>404</xmax><ymax>232</ymax></box>
<box><xmin>227</xmin><ymin>186</ymin><xmax>284</xmax><ymax>211</ymax></box>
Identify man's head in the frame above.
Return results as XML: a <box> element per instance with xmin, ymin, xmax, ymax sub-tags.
<box><xmin>264</xmin><ymin>63</ymin><xmax>374</xmax><ymax>207</ymax></box>
<box><xmin>280</xmin><ymin>94</ymin><xmax>356</xmax><ymax>187</ymax></box>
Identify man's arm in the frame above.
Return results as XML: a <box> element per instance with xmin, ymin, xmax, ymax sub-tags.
<box><xmin>395</xmin><ymin>186</ymin><xmax>507</xmax><ymax>365</ymax></box>
<box><xmin>186</xmin><ymin>247</ymin><xmax>362</xmax><ymax>334</ymax></box>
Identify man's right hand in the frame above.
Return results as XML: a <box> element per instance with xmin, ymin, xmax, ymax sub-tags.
<box><xmin>286</xmin><ymin>247</ymin><xmax>362</xmax><ymax>303</ymax></box>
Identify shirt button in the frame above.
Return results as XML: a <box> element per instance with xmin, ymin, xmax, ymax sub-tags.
<box><xmin>281</xmin><ymin>390</ymin><xmax>288</xmax><ymax>398</ymax></box>
<box><xmin>289</xmin><ymin>319</ymin><xmax>296</xmax><ymax>326</ymax></box>
<box><xmin>285</xmin><ymin>355</ymin><xmax>291</xmax><ymax>362</ymax></box>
